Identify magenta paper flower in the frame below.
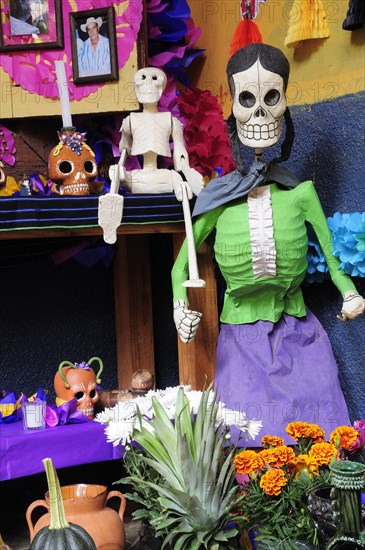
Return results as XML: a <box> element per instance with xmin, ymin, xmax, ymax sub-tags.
<box><xmin>0</xmin><ymin>124</ymin><xmax>16</xmax><ymax>166</ymax></box>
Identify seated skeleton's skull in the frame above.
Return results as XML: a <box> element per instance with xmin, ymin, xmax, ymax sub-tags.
<box><xmin>133</xmin><ymin>67</ymin><xmax>167</xmax><ymax>105</ymax></box>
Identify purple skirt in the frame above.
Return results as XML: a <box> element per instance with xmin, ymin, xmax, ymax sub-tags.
<box><xmin>215</xmin><ymin>309</ymin><xmax>350</xmax><ymax>446</ymax></box>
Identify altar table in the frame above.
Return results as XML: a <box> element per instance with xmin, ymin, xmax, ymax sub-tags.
<box><xmin>0</xmin><ymin>420</ymin><xmax>121</xmax><ymax>481</ymax></box>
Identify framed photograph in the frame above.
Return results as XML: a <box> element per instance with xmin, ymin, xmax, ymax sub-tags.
<box><xmin>0</xmin><ymin>0</ymin><xmax>64</xmax><ymax>52</ymax></box>
<box><xmin>70</xmin><ymin>7</ymin><xmax>119</xmax><ymax>86</ymax></box>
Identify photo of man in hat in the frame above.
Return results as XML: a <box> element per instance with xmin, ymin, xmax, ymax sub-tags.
<box><xmin>77</xmin><ymin>15</ymin><xmax>111</xmax><ymax>77</ymax></box>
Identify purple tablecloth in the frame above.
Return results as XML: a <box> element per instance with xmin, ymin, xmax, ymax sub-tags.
<box><xmin>0</xmin><ymin>420</ymin><xmax>122</xmax><ymax>480</ymax></box>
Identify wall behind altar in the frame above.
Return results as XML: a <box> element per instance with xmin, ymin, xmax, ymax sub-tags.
<box><xmin>187</xmin><ymin>0</ymin><xmax>365</xmax><ymax>422</ymax></box>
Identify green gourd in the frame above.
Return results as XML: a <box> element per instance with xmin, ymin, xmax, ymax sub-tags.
<box><xmin>29</xmin><ymin>458</ymin><xmax>97</xmax><ymax>550</ymax></box>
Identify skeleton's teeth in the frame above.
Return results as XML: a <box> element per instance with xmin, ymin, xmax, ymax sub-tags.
<box><xmin>238</xmin><ymin>119</ymin><xmax>281</xmax><ymax>141</ymax></box>
<box><xmin>63</xmin><ymin>183</ymin><xmax>90</xmax><ymax>195</ymax></box>
<box><xmin>80</xmin><ymin>407</ymin><xmax>94</xmax><ymax>416</ymax></box>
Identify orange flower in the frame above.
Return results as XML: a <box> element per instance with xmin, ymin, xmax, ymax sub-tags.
<box><xmin>260</xmin><ymin>469</ymin><xmax>288</xmax><ymax>496</ymax></box>
<box><xmin>329</xmin><ymin>426</ymin><xmax>359</xmax><ymax>450</ymax></box>
<box><xmin>286</xmin><ymin>422</ymin><xmax>324</xmax><ymax>441</ymax></box>
<box><xmin>259</xmin><ymin>446</ymin><xmax>295</xmax><ymax>468</ymax></box>
<box><xmin>309</xmin><ymin>442</ymin><xmax>338</xmax><ymax>466</ymax></box>
<box><xmin>261</xmin><ymin>435</ymin><xmax>284</xmax><ymax>449</ymax></box>
<box><xmin>233</xmin><ymin>450</ymin><xmax>264</xmax><ymax>476</ymax></box>
<box><xmin>288</xmin><ymin>454</ymin><xmax>319</xmax><ymax>478</ymax></box>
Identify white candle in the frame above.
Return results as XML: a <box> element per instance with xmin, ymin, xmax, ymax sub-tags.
<box><xmin>55</xmin><ymin>60</ymin><xmax>73</xmax><ymax>128</ymax></box>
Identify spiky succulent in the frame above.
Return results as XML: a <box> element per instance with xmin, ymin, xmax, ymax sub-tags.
<box><xmin>120</xmin><ymin>387</ymin><xmax>244</xmax><ymax>549</ymax></box>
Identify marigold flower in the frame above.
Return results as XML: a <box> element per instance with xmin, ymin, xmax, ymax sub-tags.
<box><xmin>286</xmin><ymin>422</ymin><xmax>324</xmax><ymax>441</ymax></box>
<box><xmin>259</xmin><ymin>446</ymin><xmax>295</xmax><ymax>468</ymax></box>
<box><xmin>329</xmin><ymin>426</ymin><xmax>359</xmax><ymax>450</ymax></box>
<box><xmin>233</xmin><ymin>449</ymin><xmax>264</xmax><ymax>476</ymax></box>
<box><xmin>262</xmin><ymin>435</ymin><xmax>284</xmax><ymax>449</ymax></box>
<box><xmin>309</xmin><ymin>442</ymin><xmax>338</xmax><ymax>466</ymax></box>
<box><xmin>288</xmin><ymin>454</ymin><xmax>319</xmax><ymax>478</ymax></box>
<box><xmin>260</xmin><ymin>468</ymin><xmax>288</xmax><ymax>496</ymax></box>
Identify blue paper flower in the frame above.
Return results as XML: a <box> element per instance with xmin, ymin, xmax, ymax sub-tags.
<box><xmin>306</xmin><ymin>212</ymin><xmax>365</xmax><ymax>282</ymax></box>
<box><xmin>306</xmin><ymin>225</ymin><xmax>330</xmax><ymax>283</ymax></box>
<box><xmin>328</xmin><ymin>212</ymin><xmax>365</xmax><ymax>277</ymax></box>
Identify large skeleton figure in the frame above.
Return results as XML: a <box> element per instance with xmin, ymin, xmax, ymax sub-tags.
<box><xmin>172</xmin><ymin>44</ymin><xmax>364</xmax><ymax>442</ymax></box>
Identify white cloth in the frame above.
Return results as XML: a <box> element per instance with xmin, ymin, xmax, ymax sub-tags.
<box><xmin>247</xmin><ymin>185</ymin><xmax>277</xmax><ymax>278</ymax></box>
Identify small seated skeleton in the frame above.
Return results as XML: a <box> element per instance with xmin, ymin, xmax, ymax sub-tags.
<box><xmin>99</xmin><ymin>67</ymin><xmax>205</xmax><ymax>286</ymax></box>
<box><xmin>117</xmin><ymin>67</ymin><xmax>202</xmax><ymax>198</ymax></box>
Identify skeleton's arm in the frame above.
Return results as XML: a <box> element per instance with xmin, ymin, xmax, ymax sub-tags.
<box><xmin>302</xmin><ymin>181</ymin><xmax>364</xmax><ymax>321</ymax></box>
<box><xmin>171</xmin><ymin>116</ymin><xmax>189</xmax><ymax>172</ymax></box>
<box><xmin>115</xmin><ymin>116</ymin><xmax>133</xmax><ymax>183</ymax></box>
<box><xmin>171</xmin><ymin>116</ymin><xmax>204</xmax><ymax>196</ymax></box>
<box><xmin>172</xmin><ymin>205</ymin><xmax>222</xmax><ymax>342</ymax></box>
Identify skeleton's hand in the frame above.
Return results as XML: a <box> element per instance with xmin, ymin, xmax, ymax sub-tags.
<box><xmin>109</xmin><ymin>164</ymin><xmax>126</xmax><ymax>190</ymax></box>
<box><xmin>173</xmin><ymin>300</ymin><xmax>202</xmax><ymax>343</ymax></box>
<box><xmin>337</xmin><ymin>291</ymin><xmax>365</xmax><ymax>322</ymax></box>
<box><xmin>172</xmin><ymin>178</ymin><xmax>193</xmax><ymax>202</ymax></box>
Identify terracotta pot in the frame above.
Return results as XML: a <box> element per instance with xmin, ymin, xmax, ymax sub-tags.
<box><xmin>26</xmin><ymin>483</ymin><xmax>126</xmax><ymax>549</ymax></box>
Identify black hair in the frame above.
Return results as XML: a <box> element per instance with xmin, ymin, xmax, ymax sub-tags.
<box><xmin>226</xmin><ymin>43</ymin><xmax>295</xmax><ymax>172</ymax></box>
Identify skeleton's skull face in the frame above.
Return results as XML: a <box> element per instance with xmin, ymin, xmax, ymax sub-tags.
<box><xmin>48</xmin><ymin>141</ymin><xmax>98</xmax><ymax>196</ymax></box>
<box><xmin>54</xmin><ymin>366</ymin><xmax>99</xmax><ymax>419</ymax></box>
<box><xmin>133</xmin><ymin>68</ymin><xmax>167</xmax><ymax>105</ymax></box>
<box><xmin>232</xmin><ymin>60</ymin><xmax>286</xmax><ymax>148</ymax></box>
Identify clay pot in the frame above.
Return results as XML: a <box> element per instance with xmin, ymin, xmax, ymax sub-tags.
<box><xmin>26</xmin><ymin>484</ymin><xmax>126</xmax><ymax>549</ymax></box>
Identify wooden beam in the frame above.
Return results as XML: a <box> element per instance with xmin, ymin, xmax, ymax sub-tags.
<box><xmin>113</xmin><ymin>234</ymin><xmax>155</xmax><ymax>388</ymax></box>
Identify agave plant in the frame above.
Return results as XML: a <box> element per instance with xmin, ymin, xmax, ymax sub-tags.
<box><xmin>118</xmin><ymin>387</ymin><xmax>244</xmax><ymax>549</ymax></box>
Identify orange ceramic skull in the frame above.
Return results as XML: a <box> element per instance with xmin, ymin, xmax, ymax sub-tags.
<box><xmin>48</xmin><ymin>130</ymin><xmax>98</xmax><ymax>196</ymax></box>
<box><xmin>54</xmin><ymin>357</ymin><xmax>104</xmax><ymax>419</ymax></box>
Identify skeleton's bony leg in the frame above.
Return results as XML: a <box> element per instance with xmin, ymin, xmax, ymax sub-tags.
<box><xmin>98</xmin><ymin>163</ymin><xmax>124</xmax><ymax>244</ymax></box>
<box><xmin>179</xmin><ymin>181</ymin><xmax>205</xmax><ymax>288</ymax></box>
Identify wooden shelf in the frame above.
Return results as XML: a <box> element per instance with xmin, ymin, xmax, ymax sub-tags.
<box><xmin>0</xmin><ymin>221</ymin><xmax>218</xmax><ymax>390</ymax></box>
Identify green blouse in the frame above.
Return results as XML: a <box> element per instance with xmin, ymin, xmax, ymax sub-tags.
<box><xmin>172</xmin><ymin>181</ymin><xmax>356</xmax><ymax>324</ymax></box>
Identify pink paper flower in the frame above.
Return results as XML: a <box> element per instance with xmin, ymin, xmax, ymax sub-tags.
<box><xmin>0</xmin><ymin>0</ymin><xmax>143</xmax><ymax>101</ymax></box>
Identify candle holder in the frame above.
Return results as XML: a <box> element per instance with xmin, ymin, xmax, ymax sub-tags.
<box><xmin>22</xmin><ymin>401</ymin><xmax>46</xmax><ymax>431</ymax></box>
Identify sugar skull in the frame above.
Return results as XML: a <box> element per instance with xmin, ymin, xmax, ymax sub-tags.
<box><xmin>54</xmin><ymin>356</ymin><xmax>104</xmax><ymax>419</ymax></box>
<box><xmin>48</xmin><ymin>130</ymin><xmax>98</xmax><ymax>195</ymax></box>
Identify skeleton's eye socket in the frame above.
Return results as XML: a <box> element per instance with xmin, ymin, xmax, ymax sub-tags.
<box><xmin>84</xmin><ymin>160</ymin><xmax>96</xmax><ymax>174</ymax></box>
<box><xmin>152</xmin><ymin>75</ymin><xmax>158</xmax><ymax>80</ymax></box>
<box><xmin>90</xmin><ymin>389</ymin><xmax>97</xmax><ymax>399</ymax></box>
<box><xmin>264</xmin><ymin>89</ymin><xmax>280</xmax><ymax>106</ymax></box>
<box><xmin>75</xmin><ymin>391</ymin><xmax>85</xmax><ymax>401</ymax></box>
<box><xmin>141</xmin><ymin>74</ymin><xmax>146</xmax><ymax>80</ymax></box>
<box><xmin>59</xmin><ymin>161</ymin><xmax>73</xmax><ymax>174</ymax></box>
<box><xmin>239</xmin><ymin>91</ymin><xmax>256</xmax><ymax>108</ymax></box>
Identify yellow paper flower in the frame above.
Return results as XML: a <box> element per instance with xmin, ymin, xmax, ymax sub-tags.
<box><xmin>309</xmin><ymin>442</ymin><xmax>338</xmax><ymax>466</ymax></box>
<box><xmin>289</xmin><ymin>454</ymin><xmax>319</xmax><ymax>478</ymax></box>
<box><xmin>259</xmin><ymin>446</ymin><xmax>296</xmax><ymax>468</ymax></box>
<box><xmin>286</xmin><ymin>421</ymin><xmax>324</xmax><ymax>441</ymax></box>
<box><xmin>261</xmin><ymin>435</ymin><xmax>284</xmax><ymax>449</ymax></box>
<box><xmin>260</xmin><ymin>468</ymin><xmax>288</xmax><ymax>496</ymax></box>
<box><xmin>233</xmin><ymin>450</ymin><xmax>264</xmax><ymax>476</ymax></box>
<box><xmin>329</xmin><ymin>426</ymin><xmax>359</xmax><ymax>450</ymax></box>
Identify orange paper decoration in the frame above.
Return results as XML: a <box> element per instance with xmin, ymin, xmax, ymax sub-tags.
<box><xmin>284</xmin><ymin>0</ymin><xmax>330</xmax><ymax>49</ymax></box>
